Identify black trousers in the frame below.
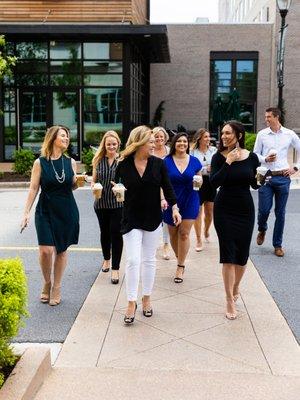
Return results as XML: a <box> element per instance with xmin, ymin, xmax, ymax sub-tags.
<box><xmin>94</xmin><ymin>207</ymin><xmax>123</xmax><ymax>270</ymax></box>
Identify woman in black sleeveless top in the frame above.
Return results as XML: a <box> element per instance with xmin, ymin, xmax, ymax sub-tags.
<box><xmin>21</xmin><ymin>126</ymin><xmax>80</xmax><ymax>306</ymax></box>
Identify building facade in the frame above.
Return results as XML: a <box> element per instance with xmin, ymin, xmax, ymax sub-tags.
<box><xmin>0</xmin><ymin>0</ymin><xmax>170</xmax><ymax>161</ymax></box>
<box><xmin>1</xmin><ymin>1</ymin><xmax>299</xmax><ymax>163</ymax></box>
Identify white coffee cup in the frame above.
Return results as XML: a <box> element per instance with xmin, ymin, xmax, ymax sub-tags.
<box><xmin>93</xmin><ymin>183</ymin><xmax>103</xmax><ymax>199</ymax></box>
<box><xmin>193</xmin><ymin>175</ymin><xmax>203</xmax><ymax>190</ymax></box>
<box><xmin>114</xmin><ymin>183</ymin><xmax>126</xmax><ymax>202</ymax></box>
<box><xmin>256</xmin><ymin>166</ymin><xmax>268</xmax><ymax>185</ymax></box>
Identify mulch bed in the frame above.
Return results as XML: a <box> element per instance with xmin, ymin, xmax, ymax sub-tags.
<box><xmin>0</xmin><ymin>172</ymin><xmax>30</xmax><ymax>182</ymax></box>
<box><xmin>1</xmin><ymin>356</ymin><xmax>20</xmax><ymax>386</ymax></box>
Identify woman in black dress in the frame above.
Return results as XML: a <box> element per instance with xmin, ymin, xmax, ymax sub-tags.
<box><xmin>114</xmin><ymin>126</ymin><xmax>181</xmax><ymax>324</ymax></box>
<box><xmin>210</xmin><ymin>121</ymin><xmax>259</xmax><ymax>320</ymax></box>
<box><xmin>21</xmin><ymin>126</ymin><xmax>80</xmax><ymax>306</ymax></box>
<box><xmin>92</xmin><ymin>130</ymin><xmax>123</xmax><ymax>284</ymax></box>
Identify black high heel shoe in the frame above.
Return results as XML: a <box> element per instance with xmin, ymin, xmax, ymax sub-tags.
<box><xmin>111</xmin><ymin>270</ymin><xmax>119</xmax><ymax>285</ymax></box>
<box><xmin>174</xmin><ymin>265</ymin><xmax>185</xmax><ymax>283</ymax></box>
<box><xmin>142</xmin><ymin>297</ymin><xmax>153</xmax><ymax>317</ymax></box>
<box><xmin>124</xmin><ymin>302</ymin><xmax>137</xmax><ymax>325</ymax></box>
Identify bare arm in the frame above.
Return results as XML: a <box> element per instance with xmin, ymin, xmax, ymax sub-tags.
<box><xmin>21</xmin><ymin>159</ymin><xmax>41</xmax><ymax>228</ymax></box>
<box><xmin>71</xmin><ymin>158</ymin><xmax>79</xmax><ymax>190</ymax></box>
<box><xmin>91</xmin><ymin>165</ymin><xmax>97</xmax><ymax>188</ymax></box>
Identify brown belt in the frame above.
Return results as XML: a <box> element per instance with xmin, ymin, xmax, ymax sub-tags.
<box><xmin>271</xmin><ymin>170</ymin><xmax>285</xmax><ymax>176</ymax></box>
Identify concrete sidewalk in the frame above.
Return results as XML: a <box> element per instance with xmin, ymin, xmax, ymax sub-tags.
<box><xmin>33</xmin><ymin>231</ymin><xmax>300</xmax><ymax>400</ymax></box>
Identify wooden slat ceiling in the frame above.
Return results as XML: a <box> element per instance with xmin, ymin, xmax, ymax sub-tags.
<box><xmin>0</xmin><ymin>1</ymin><xmax>148</xmax><ymax>24</ymax></box>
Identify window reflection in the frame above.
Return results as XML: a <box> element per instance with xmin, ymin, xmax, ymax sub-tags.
<box><xmin>50</xmin><ymin>42</ymin><xmax>81</xmax><ymax>59</ymax></box>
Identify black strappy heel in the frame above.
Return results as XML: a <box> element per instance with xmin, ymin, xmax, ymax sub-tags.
<box><xmin>174</xmin><ymin>265</ymin><xmax>185</xmax><ymax>283</ymax></box>
<box><xmin>142</xmin><ymin>297</ymin><xmax>153</xmax><ymax>317</ymax></box>
<box><xmin>124</xmin><ymin>302</ymin><xmax>137</xmax><ymax>325</ymax></box>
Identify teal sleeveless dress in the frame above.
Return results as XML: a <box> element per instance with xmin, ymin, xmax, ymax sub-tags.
<box><xmin>35</xmin><ymin>155</ymin><xmax>79</xmax><ymax>254</ymax></box>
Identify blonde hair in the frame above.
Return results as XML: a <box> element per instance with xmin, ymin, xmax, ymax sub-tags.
<box><xmin>40</xmin><ymin>125</ymin><xmax>70</xmax><ymax>160</ymax></box>
<box><xmin>191</xmin><ymin>128</ymin><xmax>209</xmax><ymax>150</ymax></box>
<box><xmin>119</xmin><ymin>125</ymin><xmax>152</xmax><ymax>161</ymax></box>
<box><xmin>153</xmin><ymin>126</ymin><xmax>169</xmax><ymax>143</ymax></box>
<box><xmin>92</xmin><ymin>131</ymin><xmax>121</xmax><ymax>168</ymax></box>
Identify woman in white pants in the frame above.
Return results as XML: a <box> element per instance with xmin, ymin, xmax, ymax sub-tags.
<box><xmin>115</xmin><ymin>126</ymin><xmax>181</xmax><ymax>324</ymax></box>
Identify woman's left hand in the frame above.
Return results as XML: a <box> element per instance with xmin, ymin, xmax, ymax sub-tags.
<box><xmin>161</xmin><ymin>199</ymin><xmax>168</xmax><ymax>210</ymax></box>
<box><xmin>172</xmin><ymin>209</ymin><xmax>182</xmax><ymax>226</ymax></box>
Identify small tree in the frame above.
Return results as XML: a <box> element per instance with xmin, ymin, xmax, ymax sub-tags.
<box><xmin>0</xmin><ymin>35</ymin><xmax>17</xmax><ymax>115</ymax></box>
<box><xmin>0</xmin><ymin>35</ymin><xmax>17</xmax><ymax>81</ymax></box>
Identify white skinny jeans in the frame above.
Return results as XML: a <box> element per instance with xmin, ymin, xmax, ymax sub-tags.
<box><xmin>123</xmin><ymin>227</ymin><xmax>160</xmax><ymax>301</ymax></box>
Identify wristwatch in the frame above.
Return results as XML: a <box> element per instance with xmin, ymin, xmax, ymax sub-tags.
<box><xmin>293</xmin><ymin>166</ymin><xmax>299</xmax><ymax>172</ymax></box>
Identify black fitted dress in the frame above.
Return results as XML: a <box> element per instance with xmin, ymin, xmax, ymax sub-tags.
<box><xmin>210</xmin><ymin>151</ymin><xmax>259</xmax><ymax>266</ymax></box>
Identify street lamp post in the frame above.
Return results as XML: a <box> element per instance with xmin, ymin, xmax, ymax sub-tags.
<box><xmin>276</xmin><ymin>0</ymin><xmax>292</xmax><ymax>116</ymax></box>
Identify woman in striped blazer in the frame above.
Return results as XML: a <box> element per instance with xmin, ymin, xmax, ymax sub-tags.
<box><xmin>92</xmin><ymin>131</ymin><xmax>123</xmax><ymax>284</ymax></box>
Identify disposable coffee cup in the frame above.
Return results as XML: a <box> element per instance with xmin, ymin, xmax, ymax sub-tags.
<box><xmin>268</xmin><ymin>148</ymin><xmax>277</xmax><ymax>161</ymax></box>
<box><xmin>76</xmin><ymin>174</ymin><xmax>86</xmax><ymax>187</ymax></box>
<box><xmin>256</xmin><ymin>166</ymin><xmax>268</xmax><ymax>185</ymax></box>
<box><xmin>114</xmin><ymin>183</ymin><xmax>126</xmax><ymax>202</ymax></box>
<box><xmin>93</xmin><ymin>183</ymin><xmax>103</xmax><ymax>199</ymax></box>
<box><xmin>193</xmin><ymin>175</ymin><xmax>203</xmax><ymax>190</ymax></box>
<box><xmin>268</xmin><ymin>149</ymin><xmax>277</xmax><ymax>156</ymax></box>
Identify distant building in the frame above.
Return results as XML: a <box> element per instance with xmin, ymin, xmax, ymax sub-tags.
<box><xmin>219</xmin><ymin>0</ymin><xmax>276</xmax><ymax>23</ymax></box>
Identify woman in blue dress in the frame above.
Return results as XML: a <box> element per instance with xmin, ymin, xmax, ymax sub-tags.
<box><xmin>163</xmin><ymin>133</ymin><xmax>202</xmax><ymax>283</ymax></box>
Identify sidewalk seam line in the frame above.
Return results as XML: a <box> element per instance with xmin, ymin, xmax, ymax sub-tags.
<box><xmin>95</xmin><ymin>273</ymin><xmax>125</xmax><ymax>367</ymax></box>
<box><xmin>241</xmin><ymin>295</ymin><xmax>274</xmax><ymax>375</ymax></box>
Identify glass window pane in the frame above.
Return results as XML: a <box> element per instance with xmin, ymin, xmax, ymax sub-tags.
<box><xmin>84</xmin><ymin>61</ymin><xmax>122</xmax><ymax>73</ymax></box>
<box><xmin>17</xmin><ymin>74</ymin><xmax>48</xmax><ymax>86</ymax></box>
<box><xmin>50</xmin><ymin>60</ymin><xmax>81</xmax><ymax>74</ymax></box>
<box><xmin>50</xmin><ymin>75</ymin><xmax>82</xmax><ymax>86</ymax></box>
<box><xmin>53</xmin><ymin>91</ymin><xmax>78</xmax><ymax>158</ymax></box>
<box><xmin>84</xmin><ymin>74</ymin><xmax>122</xmax><ymax>86</ymax></box>
<box><xmin>4</xmin><ymin>90</ymin><xmax>15</xmax><ymax>111</ymax></box>
<box><xmin>83</xmin><ymin>88</ymin><xmax>122</xmax><ymax>146</ymax></box>
<box><xmin>236</xmin><ymin>60</ymin><xmax>254</xmax><ymax>73</ymax></box>
<box><xmin>21</xmin><ymin>92</ymin><xmax>47</xmax><ymax>154</ymax></box>
<box><xmin>50</xmin><ymin>42</ymin><xmax>81</xmax><ymax>59</ymax></box>
<box><xmin>16</xmin><ymin>42</ymin><xmax>47</xmax><ymax>59</ymax></box>
<box><xmin>214</xmin><ymin>60</ymin><xmax>232</xmax><ymax>73</ymax></box>
<box><xmin>16</xmin><ymin>60</ymin><xmax>48</xmax><ymax>74</ymax></box>
<box><xmin>4</xmin><ymin>113</ymin><xmax>17</xmax><ymax>160</ymax></box>
<box><xmin>83</xmin><ymin>43</ymin><xmax>122</xmax><ymax>60</ymax></box>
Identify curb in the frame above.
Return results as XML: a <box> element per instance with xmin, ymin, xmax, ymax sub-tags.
<box><xmin>0</xmin><ymin>347</ymin><xmax>51</xmax><ymax>400</ymax></box>
<box><xmin>0</xmin><ymin>182</ymin><xmax>30</xmax><ymax>189</ymax></box>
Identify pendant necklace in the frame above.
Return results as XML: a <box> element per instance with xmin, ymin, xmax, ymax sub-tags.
<box><xmin>51</xmin><ymin>156</ymin><xmax>65</xmax><ymax>183</ymax></box>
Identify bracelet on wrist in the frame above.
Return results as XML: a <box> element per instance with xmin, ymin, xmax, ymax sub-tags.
<box><xmin>161</xmin><ymin>198</ymin><xmax>165</xmax><ymax>201</ymax></box>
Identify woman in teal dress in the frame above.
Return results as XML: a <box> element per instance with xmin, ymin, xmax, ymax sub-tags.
<box><xmin>21</xmin><ymin>126</ymin><xmax>79</xmax><ymax>306</ymax></box>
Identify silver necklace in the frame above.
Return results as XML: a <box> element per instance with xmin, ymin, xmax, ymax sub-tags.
<box><xmin>50</xmin><ymin>156</ymin><xmax>65</xmax><ymax>183</ymax></box>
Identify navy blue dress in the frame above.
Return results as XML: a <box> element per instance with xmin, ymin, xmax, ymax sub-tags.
<box><xmin>35</xmin><ymin>155</ymin><xmax>79</xmax><ymax>254</ymax></box>
<box><xmin>163</xmin><ymin>155</ymin><xmax>202</xmax><ymax>225</ymax></box>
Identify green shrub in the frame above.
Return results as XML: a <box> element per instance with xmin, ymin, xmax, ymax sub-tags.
<box><xmin>12</xmin><ymin>148</ymin><xmax>35</xmax><ymax>176</ymax></box>
<box><xmin>82</xmin><ymin>148</ymin><xmax>94</xmax><ymax>175</ymax></box>
<box><xmin>245</xmin><ymin>132</ymin><xmax>256</xmax><ymax>151</ymax></box>
<box><xmin>0</xmin><ymin>258</ymin><xmax>29</xmax><ymax>388</ymax></box>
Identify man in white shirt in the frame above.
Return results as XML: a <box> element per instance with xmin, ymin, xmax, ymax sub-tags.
<box><xmin>254</xmin><ymin>107</ymin><xmax>300</xmax><ymax>257</ymax></box>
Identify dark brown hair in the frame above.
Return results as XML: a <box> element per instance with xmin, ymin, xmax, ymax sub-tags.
<box><xmin>219</xmin><ymin>120</ymin><xmax>245</xmax><ymax>152</ymax></box>
<box><xmin>169</xmin><ymin>132</ymin><xmax>190</xmax><ymax>156</ymax></box>
<box><xmin>266</xmin><ymin>107</ymin><xmax>281</xmax><ymax>119</ymax></box>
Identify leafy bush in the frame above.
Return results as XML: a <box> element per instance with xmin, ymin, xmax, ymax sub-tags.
<box><xmin>245</xmin><ymin>132</ymin><xmax>256</xmax><ymax>151</ymax></box>
<box><xmin>12</xmin><ymin>148</ymin><xmax>35</xmax><ymax>176</ymax></box>
<box><xmin>82</xmin><ymin>148</ymin><xmax>94</xmax><ymax>175</ymax></box>
<box><xmin>0</xmin><ymin>258</ymin><xmax>29</xmax><ymax>388</ymax></box>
